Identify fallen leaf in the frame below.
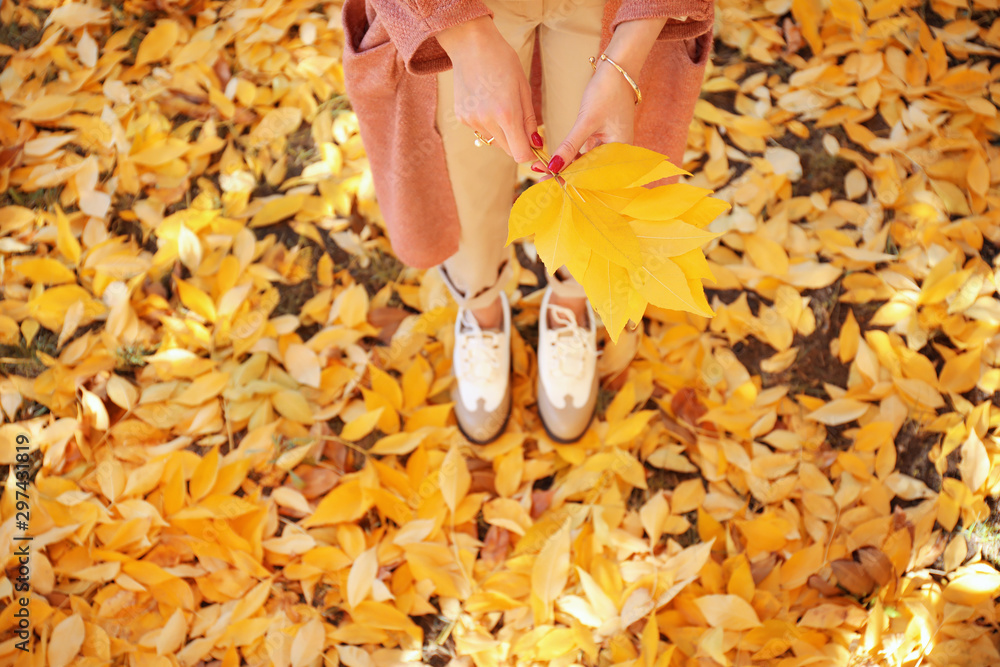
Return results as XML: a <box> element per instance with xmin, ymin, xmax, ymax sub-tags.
<box><xmin>959</xmin><ymin>429</ymin><xmax>989</xmax><ymax>493</ymax></box>
<box><xmin>695</xmin><ymin>594</ymin><xmax>762</xmax><ymax>630</ymax></box>
<box><xmin>136</xmin><ymin>20</ymin><xmax>180</xmax><ymax>67</ymax></box>
<box><xmin>347</xmin><ymin>547</ymin><xmax>378</xmax><ymax>607</ymax></box>
<box><xmin>341</xmin><ymin>408</ymin><xmax>384</xmax><ymax>442</ymax></box>
<box><xmin>440</xmin><ymin>442</ymin><xmax>471</xmax><ymax>515</ymax></box>
<box><xmin>48</xmin><ymin>614</ymin><xmax>85</xmax><ymax>667</ymax></box>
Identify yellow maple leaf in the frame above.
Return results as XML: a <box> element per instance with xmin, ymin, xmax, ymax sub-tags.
<box><xmin>507</xmin><ymin>143</ymin><xmax>728</xmax><ymax>342</ymax></box>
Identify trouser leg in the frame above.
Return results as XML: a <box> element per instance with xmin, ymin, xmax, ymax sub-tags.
<box><xmin>435</xmin><ymin>1</ymin><xmax>539</xmax><ymax>311</ymax></box>
<box><xmin>537</xmin><ymin>0</ymin><xmax>608</xmax><ymax>301</ymax></box>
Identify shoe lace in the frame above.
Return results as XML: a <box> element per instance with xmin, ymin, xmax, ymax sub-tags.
<box><xmin>456</xmin><ymin>309</ymin><xmax>502</xmax><ymax>382</ymax></box>
<box><xmin>547</xmin><ymin>304</ymin><xmax>590</xmax><ymax>380</ymax></box>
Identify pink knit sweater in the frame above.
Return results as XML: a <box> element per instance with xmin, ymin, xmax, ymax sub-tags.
<box><xmin>342</xmin><ymin>0</ymin><xmax>714</xmax><ymax>269</ymax></box>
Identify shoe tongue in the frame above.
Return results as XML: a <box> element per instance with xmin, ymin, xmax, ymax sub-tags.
<box><xmin>463</xmin><ymin>325</ymin><xmax>502</xmax><ymax>339</ymax></box>
<box><xmin>548</xmin><ymin>305</ymin><xmax>580</xmax><ymax>330</ymax></box>
<box><xmin>460</xmin><ymin>310</ymin><xmax>503</xmax><ymax>335</ymax></box>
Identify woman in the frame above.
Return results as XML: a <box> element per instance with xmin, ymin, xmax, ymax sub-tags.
<box><xmin>342</xmin><ymin>0</ymin><xmax>713</xmax><ymax>444</ymax></box>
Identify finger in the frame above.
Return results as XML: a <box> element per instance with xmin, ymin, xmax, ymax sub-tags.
<box><xmin>530</xmin><ymin>160</ymin><xmax>545</xmax><ymax>174</ymax></box>
<box><xmin>548</xmin><ymin>117</ymin><xmax>596</xmax><ymax>174</ymax></box>
<box><xmin>499</xmin><ymin>113</ymin><xmax>536</xmax><ymax>164</ymax></box>
<box><xmin>520</xmin><ymin>80</ymin><xmax>542</xmax><ymax>150</ymax></box>
<box><xmin>482</xmin><ymin>121</ymin><xmax>513</xmax><ymax>157</ymax></box>
<box><xmin>582</xmin><ymin>135</ymin><xmax>603</xmax><ymax>154</ymax></box>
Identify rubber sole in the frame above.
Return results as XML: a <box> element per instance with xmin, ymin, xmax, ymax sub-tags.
<box><xmin>456</xmin><ymin>393</ymin><xmax>513</xmax><ymax>445</ymax></box>
<box><xmin>539</xmin><ymin>398</ymin><xmax>597</xmax><ymax>444</ymax></box>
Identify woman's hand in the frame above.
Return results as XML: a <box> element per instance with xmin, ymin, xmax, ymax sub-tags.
<box><xmin>437</xmin><ymin>17</ymin><xmax>541</xmax><ymax>164</ymax></box>
<box><xmin>542</xmin><ymin>17</ymin><xmax>669</xmax><ymax>173</ymax></box>
<box><xmin>539</xmin><ymin>63</ymin><xmax>638</xmax><ymax>174</ymax></box>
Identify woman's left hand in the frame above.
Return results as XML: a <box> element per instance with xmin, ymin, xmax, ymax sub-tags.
<box><xmin>535</xmin><ymin>16</ymin><xmax>670</xmax><ymax>174</ymax></box>
<box><xmin>537</xmin><ymin>62</ymin><xmax>637</xmax><ymax>174</ymax></box>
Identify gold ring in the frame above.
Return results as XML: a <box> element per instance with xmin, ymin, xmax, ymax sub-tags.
<box><xmin>473</xmin><ymin>131</ymin><xmax>495</xmax><ymax>147</ymax></box>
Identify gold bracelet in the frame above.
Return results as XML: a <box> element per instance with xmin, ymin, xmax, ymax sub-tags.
<box><xmin>589</xmin><ymin>53</ymin><xmax>642</xmax><ymax>105</ymax></box>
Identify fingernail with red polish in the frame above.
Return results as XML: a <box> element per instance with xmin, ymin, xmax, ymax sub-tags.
<box><xmin>531</xmin><ymin>164</ymin><xmax>545</xmax><ymax>173</ymax></box>
<box><xmin>531</xmin><ymin>132</ymin><xmax>543</xmax><ymax>148</ymax></box>
<box><xmin>548</xmin><ymin>155</ymin><xmax>565</xmax><ymax>173</ymax></box>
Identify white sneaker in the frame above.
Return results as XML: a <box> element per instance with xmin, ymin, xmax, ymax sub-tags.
<box><xmin>536</xmin><ymin>286</ymin><xmax>599</xmax><ymax>443</ymax></box>
<box><xmin>451</xmin><ymin>292</ymin><xmax>512</xmax><ymax>444</ymax></box>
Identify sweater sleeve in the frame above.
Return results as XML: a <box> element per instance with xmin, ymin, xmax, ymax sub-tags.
<box><xmin>368</xmin><ymin>0</ymin><xmax>494</xmax><ymax>74</ymax></box>
<box><xmin>612</xmin><ymin>0</ymin><xmax>714</xmax><ymax>42</ymax></box>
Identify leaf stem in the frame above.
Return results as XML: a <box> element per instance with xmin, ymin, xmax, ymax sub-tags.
<box><xmin>313</xmin><ymin>434</ymin><xmax>371</xmax><ymax>458</ymax></box>
<box><xmin>529</xmin><ymin>145</ymin><xmax>551</xmax><ymax>170</ymax></box>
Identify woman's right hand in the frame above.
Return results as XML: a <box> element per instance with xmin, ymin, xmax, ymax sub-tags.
<box><xmin>437</xmin><ymin>17</ymin><xmax>541</xmax><ymax>163</ymax></box>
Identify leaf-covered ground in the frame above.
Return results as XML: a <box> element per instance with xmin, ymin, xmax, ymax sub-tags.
<box><xmin>1</xmin><ymin>0</ymin><xmax>1000</xmax><ymax>665</ymax></box>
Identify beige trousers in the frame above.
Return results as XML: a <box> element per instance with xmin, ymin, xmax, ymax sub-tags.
<box><xmin>435</xmin><ymin>0</ymin><xmax>608</xmax><ymax>311</ymax></box>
